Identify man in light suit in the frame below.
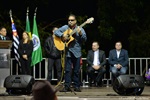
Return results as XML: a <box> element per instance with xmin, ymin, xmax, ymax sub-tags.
<box><xmin>87</xmin><ymin>41</ymin><xmax>106</xmax><ymax>87</ymax></box>
<box><xmin>108</xmin><ymin>41</ymin><xmax>129</xmax><ymax>81</ymax></box>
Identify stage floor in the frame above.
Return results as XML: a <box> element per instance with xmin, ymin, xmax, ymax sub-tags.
<box><xmin>0</xmin><ymin>85</ymin><xmax>150</xmax><ymax>100</ymax></box>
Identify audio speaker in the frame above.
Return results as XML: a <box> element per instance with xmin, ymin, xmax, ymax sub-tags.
<box><xmin>113</xmin><ymin>75</ymin><xmax>145</xmax><ymax>96</ymax></box>
<box><xmin>4</xmin><ymin>75</ymin><xmax>35</xmax><ymax>95</ymax></box>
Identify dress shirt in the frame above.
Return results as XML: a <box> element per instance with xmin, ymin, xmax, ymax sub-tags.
<box><xmin>93</xmin><ymin>50</ymin><xmax>100</xmax><ymax>65</ymax></box>
<box><xmin>114</xmin><ymin>50</ymin><xmax>121</xmax><ymax>67</ymax></box>
<box><xmin>116</xmin><ymin>50</ymin><xmax>121</xmax><ymax>58</ymax></box>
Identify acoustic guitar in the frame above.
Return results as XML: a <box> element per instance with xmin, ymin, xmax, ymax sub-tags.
<box><xmin>54</xmin><ymin>17</ymin><xmax>94</xmax><ymax>50</ymax></box>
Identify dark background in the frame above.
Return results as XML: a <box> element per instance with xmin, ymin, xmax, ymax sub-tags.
<box><xmin>1</xmin><ymin>0</ymin><xmax>150</xmax><ymax>84</ymax></box>
<box><xmin>1</xmin><ymin>0</ymin><xmax>150</xmax><ymax>58</ymax></box>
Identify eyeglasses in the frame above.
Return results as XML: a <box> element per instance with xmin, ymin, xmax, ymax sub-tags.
<box><xmin>68</xmin><ymin>19</ymin><xmax>75</xmax><ymax>21</ymax></box>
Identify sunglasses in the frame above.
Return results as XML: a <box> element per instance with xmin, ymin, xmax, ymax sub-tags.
<box><xmin>68</xmin><ymin>19</ymin><xmax>75</xmax><ymax>21</ymax></box>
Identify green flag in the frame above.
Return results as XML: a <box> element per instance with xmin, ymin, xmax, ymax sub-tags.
<box><xmin>26</xmin><ymin>7</ymin><xmax>32</xmax><ymax>39</ymax></box>
<box><xmin>31</xmin><ymin>12</ymin><xmax>43</xmax><ymax>66</ymax></box>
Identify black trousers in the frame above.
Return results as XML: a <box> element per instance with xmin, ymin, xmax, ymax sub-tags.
<box><xmin>20</xmin><ymin>57</ymin><xmax>31</xmax><ymax>75</ymax></box>
<box><xmin>87</xmin><ymin>66</ymin><xmax>106</xmax><ymax>83</ymax></box>
<box><xmin>47</xmin><ymin>57</ymin><xmax>62</xmax><ymax>83</ymax></box>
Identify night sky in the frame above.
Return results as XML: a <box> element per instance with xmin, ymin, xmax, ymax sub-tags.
<box><xmin>1</xmin><ymin>0</ymin><xmax>99</xmax><ymax>48</ymax></box>
<box><xmin>0</xmin><ymin>0</ymin><xmax>118</xmax><ymax>57</ymax></box>
<box><xmin>1</xmin><ymin>0</ymin><xmax>99</xmax><ymax>38</ymax></box>
<box><xmin>1</xmin><ymin>0</ymin><xmax>98</xmax><ymax>23</ymax></box>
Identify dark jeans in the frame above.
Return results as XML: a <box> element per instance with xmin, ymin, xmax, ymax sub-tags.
<box><xmin>110</xmin><ymin>66</ymin><xmax>128</xmax><ymax>84</ymax></box>
<box><xmin>47</xmin><ymin>57</ymin><xmax>62</xmax><ymax>82</ymax></box>
<box><xmin>87</xmin><ymin>66</ymin><xmax>106</xmax><ymax>83</ymax></box>
<box><xmin>65</xmin><ymin>56</ymin><xmax>81</xmax><ymax>88</ymax></box>
<box><xmin>111</xmin><ymin>66</ymin><xmax>127</xmax><ymax>78</ymax></box>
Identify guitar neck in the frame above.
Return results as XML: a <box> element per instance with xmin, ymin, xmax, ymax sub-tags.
<box><xmin>70</xmin><ymin>22</ymin><xmax>87</xmax><ymax>36</ymax></box>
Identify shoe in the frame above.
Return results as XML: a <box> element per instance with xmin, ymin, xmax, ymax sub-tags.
<box><xmin>89</xmin><ymin>78</ymin><xmax>93</xmax><ymax>87</ymax></box>
<box><xmin>98</xmin><ymin>82</ymin><xmax>103</xmax><ymax>87</ymax></box>
<box><xmin>60</xmin><ymin>86</ymin><xmax>71</xmax><ymax>92</ymax></box>
<box><xmin>89</xmin><ymin>80</ymin><xmax>92</xmax><ymax>87</ymax></box>
<box><xmin>74</xmin><ymin>87</ymin><xmax>81</xmax><ymax>92</ymax></box>
<box><xmin>95</xmin><ymin>82</ymin><xmax>103</xmax><ymax>87</ymax></box>
<box><xmin>95</xmin><ymin>82</ymin><xmax>98</xmax><ymax>87</ymax></box>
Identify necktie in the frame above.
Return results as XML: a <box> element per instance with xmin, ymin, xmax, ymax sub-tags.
<box><xmin>3</xmin><ymin>37</ymin><xmax>5</xmax><ymax>40</ymax></box>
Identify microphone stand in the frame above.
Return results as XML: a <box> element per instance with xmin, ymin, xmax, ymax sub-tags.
<box><xmin>55</xmin><ymin>41</ymin><xmax>76</xmax><ymax>95</ymax></box>
<box><xmin>62</xmin><ymin>42</ymin><xmax>76</xmax><ymax>95</ymax></box>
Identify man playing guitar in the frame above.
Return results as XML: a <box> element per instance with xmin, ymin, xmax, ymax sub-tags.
<box><xmin>54</xmin><ymin>14</ymin><xmax>87</xmax><ymax>92</ymax></box>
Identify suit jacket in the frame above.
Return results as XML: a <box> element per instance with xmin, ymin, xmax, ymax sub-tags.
<box><xmin>108</xmin><ymin>49</ymin><xmax>129</xmax><ymax>67</ymax></box>
<box><xmin>86</xmin><ymin>49</ymin><xmax>107</xmax><ymax>68</ymax></box>
<box><xmin>44</xmin><ymin>36</ymin><xmax>61</xmax><ymax>58</ymax></box>
<box><xmin>0</xmin><ymin>36</ymin><xmax>10</xmax><ymax>40</ymax></box>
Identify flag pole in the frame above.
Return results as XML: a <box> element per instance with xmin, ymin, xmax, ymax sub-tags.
<box><xmin>31</xmin><ymin>6</ymin><xmax>43</xmax><ymax>66</ymax></box>
<box><xmin>34</xmin><ymin>7</ymin><xmax>37</xmax><ymax>16</ymax></box>
<box><xmin>9</xmin><ymin>10</ymin><xmax>13</xmax><ymax>21</ymax></box>
<box><xmin>26</xmin><ymin>7</ymin><xmax>29</xmax><ymax>16</ymax></box>
<box><xmin>9</xmin><ymin>10</ymin><xmax>12</xmax><ymax>17</ymax></box>
<box><xmin>26</xmin><ymin>7</ymin><xmax>32</xmax><ymax>39</ymax></box>
<box><xmin>9</xmin><ymin>9</ymin><xmax>21</xmax><ymax>72</ymax></box>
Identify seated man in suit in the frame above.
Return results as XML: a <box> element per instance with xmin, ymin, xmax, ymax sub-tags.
<box><xmin>86</xmin><ymin>41</ymin><xmax>107</xmax><ymax>87</ymax></box>
<box><xmin>0</xmin><ymin>27</ymin><xmax>10</xmax><ymax>40</ymax></box>
<box><xmin>108</xmin><ymin>41</ymin><xmax>129</xmax><ymax>83</ymax></box>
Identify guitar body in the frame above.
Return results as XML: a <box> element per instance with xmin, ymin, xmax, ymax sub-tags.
<box><xmin>63</xmin><ymin>28</ymin><xmax>75</xmax><ymax>47</ymax></box>
<box><xmin>54</xmin><ymin>29</ymin><xmax>74</xmax><ymax>50</ymax></box>
<box><xmin>54</xmin><ymin>36</ymin><xmax>65</xmax><ymax>51</ymax></box>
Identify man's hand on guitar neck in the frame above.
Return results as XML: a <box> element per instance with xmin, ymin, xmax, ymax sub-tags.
<box><xmin>77</xmin><ymin>27</ymin><xmax>82</xmax><ymax>36</ymax></box>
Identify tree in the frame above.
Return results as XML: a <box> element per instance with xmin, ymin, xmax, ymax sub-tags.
<box><xmin>97</xmin><ymin>0</ymin><xmax>150</xmax><ymax>57</ymax></box>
